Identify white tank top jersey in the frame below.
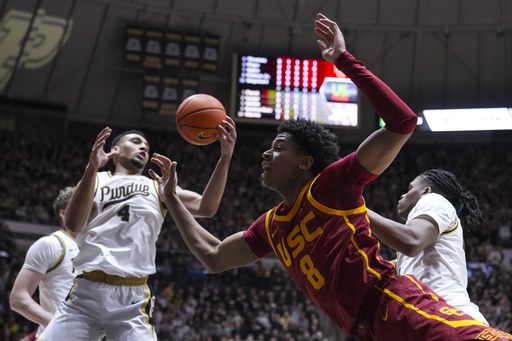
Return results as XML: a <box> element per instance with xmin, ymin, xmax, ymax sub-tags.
<box><xmin>22</xmin><ymin>230</ymin><xmax>79</xmax><ymax>335</ymax></box>
<box><xmin>396</xmin><ymin>193</ymin><xmax>482</xmax><ymax>311</ymax></box>
<box><xmin>73</xmin><ymin>171</ymin><xmax>165</xmax><ymax>278</ymax></box>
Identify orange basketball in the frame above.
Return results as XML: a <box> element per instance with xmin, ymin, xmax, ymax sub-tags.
<box><xmin>175</xmin><ymin>94</ymin><xmax>227</xmax><ymax>146</ymax></box>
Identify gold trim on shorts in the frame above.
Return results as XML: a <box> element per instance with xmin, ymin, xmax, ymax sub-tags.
<box><xmin>82</xmin><ymin>270</ymin><xmax>148</xmax><ymax>286</ymax></box>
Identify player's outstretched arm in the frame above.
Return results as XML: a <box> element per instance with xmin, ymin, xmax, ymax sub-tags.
<box><xmin>176</xmin><ymin>117</ymin><xmax>237</xmax><ymax>218</ymax></box>
<box><xmin>315</xmin><ymin>13</ymin><xmax>417</xmax><ymax>176</ymax></box>
<box><xmin>66</xmin><ymin>127</ymin><xmax>119</xmax><ymax>232</ymax></box>
<box><xmin>368</xmin><ymin>209</ymin><xmax>439</xmax><ymax>257</ymax></box>
<box><xmin>150</xmin><ymin>153</ymin><xmax>259</xmax><ymax>273</ymax></box>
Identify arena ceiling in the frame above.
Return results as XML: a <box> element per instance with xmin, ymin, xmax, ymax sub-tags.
<box><xmin>1</xmin><ymin>0</ymin><xmax>512</xmax><ymax>138</ymax></box>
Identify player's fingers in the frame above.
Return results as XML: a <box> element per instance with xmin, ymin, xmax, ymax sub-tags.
<box><xmin>314</xmin><ymin>27</ymin><xmax>331</xmax><ymax>45</ymax></box>
<box><xmin>314</xmin><ymin>18</ymin><xmax>331</xmax><ymax>32</ymax></box>
<box><xmin>320</xmin><ymin>18</ymin><xmax>339</xmax><ymax>34</ymax></box>
<box><xmin>148</xmin><ymin>169</ymin><xmax>160</xmax><ymax>181</ymax></box>
<box><xmin>152</xmin><ymin>154</ymin><xmax>174</xmax><ymax>171</ymax></box>
<box><xmin>95</xmin><ymin>127</ymin><xmax>111</xmax><ymax>143</ymax></box>
<box><xmin>151</xmin><ymin>154</ymin><xmax>165</xmax><ymax>169</ymax></box>
<box><xmin>223</xmin><ymin>119</ymin><xmax>237</xmax><ymax>138</ymax></box>
<box><xmin>316</xmin><ymin>39</ymin><xmax>328</xmax><ymax>51</ymax></box>
<box><xmin>105</xmin><ymin>150</ymin><xmax>119</xmax><ymax>159</ymax></box>
<box><xmin>169</xmin><ymin>161</ymin><xmax>177</xmax><ymax>172</ymax></box>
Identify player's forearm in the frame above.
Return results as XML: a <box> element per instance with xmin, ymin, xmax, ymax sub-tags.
<box><xmin>368</xmin><ymin>210</ymin><xmax>423</xmax><ymax>256</ymax></box>
<box><xmin>65</xmin><ymin>164</ymin><xmax>97</xmax><ymax>232</ymax></box>
<box><xmin>10</xmin><ymin>295</ymin><xmax>53</xmax><ymax>327</ymax></box>
<box><xmin>165</xmin><ymin>194</ymin><xmax>223</xmax><ymax>272</ymax></box>
<box><xmin>197</xmin><ymin>154</ymin><xmax>232</xmax><ymax>217</ymax></box>
<box><xmin>335</xmin><ymin>52</ymin><xmax>417</xmax><ymax>134</ymax></box>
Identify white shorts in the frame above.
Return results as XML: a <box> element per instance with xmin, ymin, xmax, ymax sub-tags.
<box><xmin>38</xmin><ymin>273</ymin><xmax>156</xmax><ymax>341</ymax></box>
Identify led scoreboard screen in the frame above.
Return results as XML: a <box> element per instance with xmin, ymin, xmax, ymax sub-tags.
<box><xmin>231</xmin><ymin>54</ymin><xmax>359</xmax><ymax>127</ymax></box>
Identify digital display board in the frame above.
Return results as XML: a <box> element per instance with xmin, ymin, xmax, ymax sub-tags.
<box><xmin>418</xmin><ymin>108</ymin><xmax>512</xmax><ymax>132</ymax></box>
<box><xmin>230</xmin><ymin>54</ymin><xmax>359</xmax><ymax>127</ymax></box>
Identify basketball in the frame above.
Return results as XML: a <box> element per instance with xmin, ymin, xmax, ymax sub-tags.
<box><xmin>176</xmin><ymin>94</ymin><xmax>227</xmax><ymax>146</ymax></box>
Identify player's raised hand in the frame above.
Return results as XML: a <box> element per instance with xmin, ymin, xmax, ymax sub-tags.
<box><xmin>314</xmin><ymin>13</ymin><xmax>347</xmax><ymax>64</ymax></box>
<box><xmin>217</xmin><ymin>116</ymin><xmax>237</xmax><ymax>158</ymax></box>
<box><xmin>88</xmin><ymin>127</ymin><xmax>118</xmax><ymax>171</ymax></box>
<box><xmin>150</xmin><ymin>153</ymin><xmax>178</xmax><ymax>199</ymax></box>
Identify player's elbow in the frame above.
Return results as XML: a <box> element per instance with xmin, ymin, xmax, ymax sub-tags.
<box><xmin>384</xmin><ymin>115</ymin><xmax>418</xmax><ymax>135</ymax></box>
<box><xmin>9</xmin><ymin>291</ymin><xmax>23</xmax><ymax>313</ymax></box>
<box><xmin>197</xmin><ymin>205</ymin><xmax>218</xmax><ymax>219</ymax></box>
<box><xmin>204</xmin><ymin>266</ymin><xmax>222</xmax><ymax>274</ymax></box>
<box><xmin>201</xmin><ymin>253</ymin><xmax>233</xmax><ymax>274</ymax></box>
<box><xmin>203</xmin><ymin>258</ymin><xmax>226</xmax><ymax>274</ymax></box>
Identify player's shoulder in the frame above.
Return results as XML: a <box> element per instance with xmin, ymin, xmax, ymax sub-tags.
<box><xmin>97</xmin><ymin>170</ymin><xmax>112</xmax><ymax>179</ymax></box>
<box><xmin>53</xmin><ymin>229</ymin><xmax>77</xmax><ymax>244</ymax></box>
<box><xmin>31</xmin><ymin>232</ymin><xmax>63</xmax><ymax>248</ymax></box>
<box><xmin>418</xmin><ymin>193</ymin><xmax>453</xmax><ymax>210</ymax></box>
<box><xmin>25</xmin><ymin>232</ymin><xmax>63</xmax><ymax>260</ymax></box>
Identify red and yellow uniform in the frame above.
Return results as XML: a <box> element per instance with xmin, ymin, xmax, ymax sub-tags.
<box><xmin>244</xmin><ymin>153</ymin><xmax>512</xmax><ymax>340</ymax></box>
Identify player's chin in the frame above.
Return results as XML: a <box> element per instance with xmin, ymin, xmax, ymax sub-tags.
<box><xmin>132</xmin><ymin>158</ymin><xmax>146</xmax><ymax>169</ymax></box>
<box><xmin>261</xmin><ymin>173</ymin><xmax>273</xmax><ymax>188</ymax></box>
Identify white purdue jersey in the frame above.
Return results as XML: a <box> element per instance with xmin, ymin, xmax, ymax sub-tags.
<box><xmin>73</xmin><ymin>171</ymin><xmax>165</xmax><ymax>278</ymax></box>
<box><xmin>22</xmin><ymin>230</ymin><xmax>78</xmax><ymax>336</ymax></box>
<box><xmin>397</xmin><ymin>193</ymin><xmax>487</xmax><ymax>323</ymax></box>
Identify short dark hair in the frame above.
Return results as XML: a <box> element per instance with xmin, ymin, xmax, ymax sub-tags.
<box><xmin>277</xmin><ymin>119</ymin><xmax>340</xmax><ymax>176</ymax></box>
<box><xmin>419</xmin><ymin>169</ymin><xmax>483</xmax><ymax>228</ymax></box>
<box><xmin>53</xmin><ymin>187</ymin><xmax>75</xmax><ymax>227</ymax></box>
<box><xmin>110</xmin><ymin>130</ymin><xmax>146</xmax><ymax>150</ymax></box>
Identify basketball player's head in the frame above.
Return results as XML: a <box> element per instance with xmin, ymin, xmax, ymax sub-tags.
<box><xmin>419</xmin><ymin>169</ymin><xmax>483</xmax><ymax>228</ymax></box>
<box><xmin>53</xmin><ymin>186</ymin><xmax>75</xmax><ymax>227</ymax></box>
<box><xmin>397</xmin><ymin>169</ymin><xmax>483</xmax><ymax>228</ymax></box>
<box><xmin>110</xmin><ymin>130</ymin><xmax>149</xmax><ymax>170</ymax></box>
<box><xmin>276</xmin><ymin>119</ymin><xmax>340</xmax><ymax>176</ymax></box>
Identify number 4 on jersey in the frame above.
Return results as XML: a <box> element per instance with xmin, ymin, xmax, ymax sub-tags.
<box><xmin>117</xmin><ymin>205</ymin><xmax>130</xmax><ymax>222</ymax></box>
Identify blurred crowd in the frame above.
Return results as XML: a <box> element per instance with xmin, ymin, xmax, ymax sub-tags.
<box><xmin>0</xmin><ymin>128</ymin><xmax>511</xmax><ymax>339</ymax></box>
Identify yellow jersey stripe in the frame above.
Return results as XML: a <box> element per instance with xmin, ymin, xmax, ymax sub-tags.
<box><xmin>265</xmin><ymin>210</ymin><xmax>278</xmax><ymax>255</ymax></box>
<box><xmin>441</xmin><ymin>219</ymin><xmax>459</xmax><ymax>235</ymax></box>
<box><xmin>344</xmin><ymin>215</ymin><xmax>382</xmax><ymax>281</ymax></box>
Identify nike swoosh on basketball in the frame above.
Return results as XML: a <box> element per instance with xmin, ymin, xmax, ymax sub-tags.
<box><xmin>197</xmin><ymin>132</ymin><xmax>215</xmax><ymax>139</ymax></box>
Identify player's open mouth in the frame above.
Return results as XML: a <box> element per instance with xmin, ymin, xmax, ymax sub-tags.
<box><xmin>261</xmin><ymin>162</ymin><xmax>271</xmax><ymax>176</ymax></box>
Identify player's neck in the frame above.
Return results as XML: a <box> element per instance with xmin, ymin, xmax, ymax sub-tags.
<box><xmin>114</xmin><ymin>165</ymin><xmax>143</xmax><ymax>176</ymax></box>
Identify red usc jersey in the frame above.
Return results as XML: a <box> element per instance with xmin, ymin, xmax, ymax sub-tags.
<box><xmin>244</xmin><ymin>152</ymin><xmax>393</xmax><ymax>333</ymax></box>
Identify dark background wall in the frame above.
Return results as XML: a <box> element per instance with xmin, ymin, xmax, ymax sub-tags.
<box><xmin>1</xmin><ymin>0</ymin><xmax>511</xmax><ymax>143</ymax></box>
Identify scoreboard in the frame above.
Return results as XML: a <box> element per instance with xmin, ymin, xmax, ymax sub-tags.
<box><xmin>231</xmin><ymin>54</ymin><xmax>359</xmax><ymax>127</ymax></box>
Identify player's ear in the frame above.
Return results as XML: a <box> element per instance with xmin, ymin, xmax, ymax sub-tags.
<box><xmin>299</xmin><ymin>155</ymin><xmax>314</xmax><ymax>170</ymax></box>
<box><xmin>423</xmin><ymin>186</ymin><xmax>432</xmax><ymax>194</ymax></box>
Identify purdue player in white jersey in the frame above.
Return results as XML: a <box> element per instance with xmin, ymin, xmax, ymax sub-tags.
<box><xmin>368</xmin><ymin>169</ymin><xmax>488</xmax><ymax>324</ymax></box>
<box><xmin>10</xmin><ymin>187</ymin><xmax>79</xmax><ymax>341</ymax></box>
<box><xmin>40</xmin><ymin>121</ymin><xmax>236</xmax><ymax>341</ymax></box>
